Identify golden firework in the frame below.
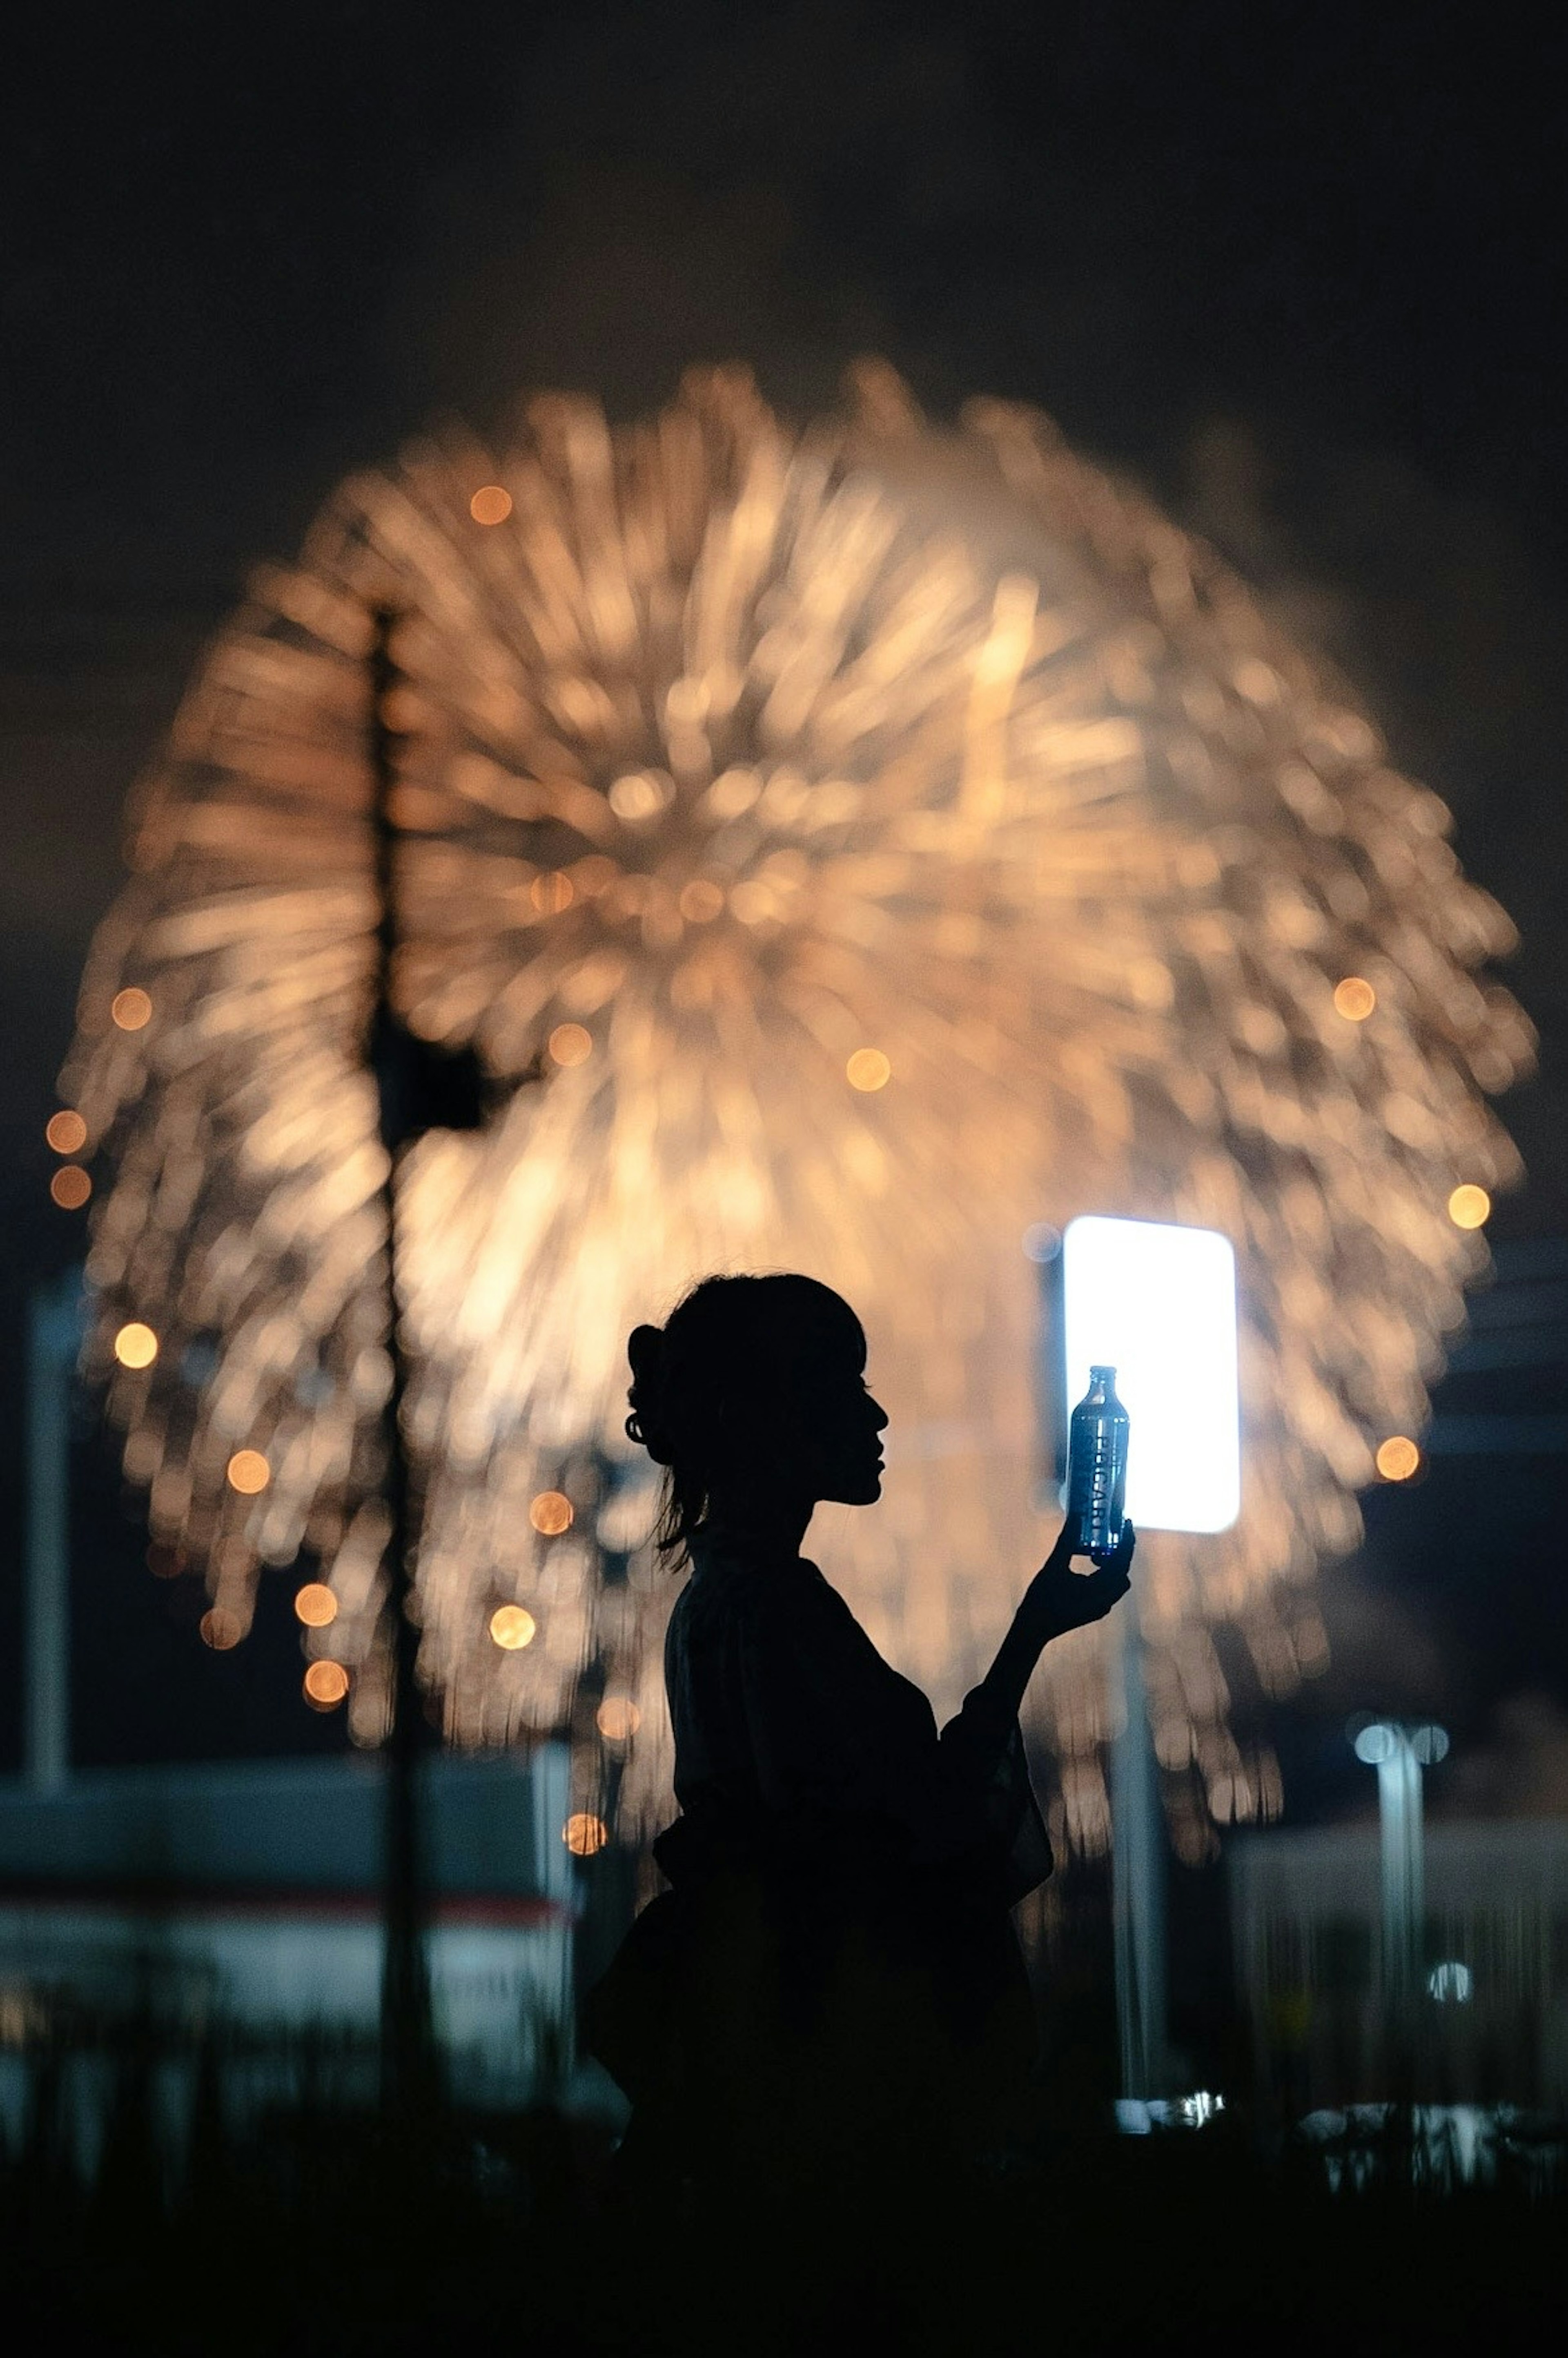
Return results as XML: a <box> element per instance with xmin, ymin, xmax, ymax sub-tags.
<box><xmin>63</xmin><ymin>364</ymin><xmax>1530</xmax><ymax>1856</ymax></box>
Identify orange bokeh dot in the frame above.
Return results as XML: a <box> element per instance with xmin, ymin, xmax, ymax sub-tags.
<box><xmin>50</xmin><ymin>1166</ymin><xmax>91</xmax><ymax>1209</ymax></box>
<box><xmin>304</xmin><ymin>1661</ymin><xmax>350</xmax><ymax>1709</ymax></box>
<box><xmin>46</xmin><ymin>1110</ymin><xmax>87</xmax><ymax>1154</ymax></box>
<box><xmin>596</xmin><ymin>1695</ymin><xmax>642</xmax><ymax>1744</ymax></box>
<box><xmin>1447</xmin><ymin>1183</ymin><xmax>1491</xmax><ymax>1230</ymax></box>
<box><xmin>200</xmin><ymin>1608</ymin><xmax>243</xmax><ymax>1651</ymax></box>
<box><xmin>1375</xmin><ymin>1435</ymin><xmax>1421</xmax><ymax>1483</ymax></box>
<box><xmin>469</xmin><ymin>483</ymin><xmax>513</xmax><ymax>525</ymax></box>
<box><xmin>530</xmin><ymin>869</ymin><xmax>575</xmax><ymax>915</ymax></box>
<box><xmin>111</xmin><ymin>987</ymin><xmax>153</xmax><ymax>1030</ymax></box>
<box><xmin>563</xmin><ymin>1812</ymin><xmax>608</xmax><ymax>1857</ymax></box>
<box><xmin>530</xmin><ymin>1490</ymin><xmax>574</xmax><ymax>1536</ymax></box>
<box><xmin>294</xmin><ymin>1582</ymin><xmax>338</xmax><ymax>1628</ymax></box>
<box><xmin>1333</xmin><ymin>976</ymin><xmax>1376</xmax><ymax>1022</ymax></box>
<box><xmin>114</xmin><ymin>1322</ymin><xmax>159</xmax><ymax>1369</ymax></box>
<box><xmin>489</xmin><ymin>1604</ymin><xmax>537</xmax><ymax>1651</ymax></box>
<box><xmin>846</xmin><ymin>1047</ymin><xmax>892</xmax><ymax>1092</ymax></box>
<box><xmin>548</xmin><ymin>1022</ymin><xmax>593</xmax><ymax>1067</ymax></box>
<box><xmin>226</xmin><ymin>1449</ymin><xmax>271</xmax><ymax>1495</ymax></box>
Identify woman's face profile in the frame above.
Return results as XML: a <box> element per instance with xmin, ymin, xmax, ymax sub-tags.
<box><xmin>787</xmin><ymin>1321</ymin><xmax>888</xmax><ymax>1509</ymax></box>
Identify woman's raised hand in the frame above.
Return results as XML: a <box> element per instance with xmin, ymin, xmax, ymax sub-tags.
<box><xmin>1030</xmin><ymin>1514</ymin><xmax>1135</xmax><ymax>1638</ymax></box>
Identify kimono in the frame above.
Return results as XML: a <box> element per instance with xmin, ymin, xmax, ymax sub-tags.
<box><xmin>584</xmin><ymin>1536</ymin><xmax>1054</xmax><ymax>2200</ymax></box>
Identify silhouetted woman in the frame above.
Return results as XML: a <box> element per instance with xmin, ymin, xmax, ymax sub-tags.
<box><xmin>585</xmin><ymin>1272</ymin><xmax>1132</xmax><ymax>2276</ymax></box>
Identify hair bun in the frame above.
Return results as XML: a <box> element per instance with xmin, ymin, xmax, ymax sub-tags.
<box><xmin>627</xmin><ymin>1323</ymin><xmax>666</xmax><ymax>1377</ymax></box>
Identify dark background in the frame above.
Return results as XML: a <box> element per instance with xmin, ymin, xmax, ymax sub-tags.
<box><xmin>2</xmin><ymin>2</ymin><xmax>1565</xmax><ymax>1828</ymax></box>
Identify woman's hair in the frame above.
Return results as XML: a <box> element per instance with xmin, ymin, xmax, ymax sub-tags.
<box><xmin>625</xmin><ymin>1273</ymin><xmax>864</xmax><ymax>1563</ymax></box>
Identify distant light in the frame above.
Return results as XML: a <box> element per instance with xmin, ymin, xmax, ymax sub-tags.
<box><xmin>146</xmin><ymin>1543</ymin><xmax>184</xmax><ymax>1579</ymax></box>
<box><xmin>489</xmin><ymin>1603</ymin><xmax>537</xmax><ymax>1651</ymax></box>
<box><xmin>45</xmin><ymin>1110</ymin><xmax>87</xmax><ymax>1154</ymax></box>
<box><xmin>294</xmin><ymin>1581</ymin><xmax>338</xmax><ymax>1628</ymax></box>
<box><xmin>1376</xmin><ymin>1434</ymin><xmax>1421</xmax><ymax>1482</ymax></box>
<box><xmin>199</xmin><ymin>1607</ymin><xmax>243</xmax><ymax>1650</ymax></box>
<box><xmin>1061</xmin><ymin>1215</ymin><xmax>1241</xmax><ymax>1534</ymax></box>
<box><xmin>530</xmin><ymin>870</ymin><xmax>575</xmax><ymax>915</ymax></box>
<box><xmin>530</xmin><ymin>1489</ymin><xmax>573</xmax><ymax>1536</ymax></box>
<box><xmin>1353</xmin><ymin>1720</ymin><xmax>1399</xmax><ymax>1765</ymax></box>
<box><xmin>226</xmin><ymin>1448</ymin><xmax>271</xmax><ymax>1495</ymax></box>
<box><xmin>111</xmin><ymin>986</ymin><xmax>153</xmax><ymax>1031</ymax></box>
<box><xmin>50</xmin><ymin>1166</ymin><xmax>91</xmax><ymax>1209</ymax></box>
<box><xmin>1333</xmin><ymin>976</ymin><xmax>1376</xmax><ymax>1022</ymax></box>
<box><xmin>563</xmin><ymin>1812</ymin><xmax>608</xmax><ymax>1856</ymax></box>
<box><xmin>469</xmin><ymin>484</ymin><xmax>512</xmax><ymax>525</ymax></box>
<box><xmin>596</xmin><ymin>1694</ymin><xmax>641</xmax><ymax>1743</ymax></box>
<box><xmin>113</xmin><ymin>1321</ymin><xmax>158</xmax><ymax>1370</ymax></box>
<box><xmin>1410</xmin><ymin>1722</ymin><xmax>1450</xmax><ymax>1766</ymax></box>
<box><xmin>303</xmin><ymin>1660</ymin><xmax>350</xmax><ymax>1709</ymax></box>
<box><xmin>678</xmin><ymin>878</ymin><xmax>725</xmax><ymax>923</ymax></box>
<box><xmin>1447</xmin><ymin>1183</ymin><xmax>1491</xmax><ymax>1230</ymax></box>
<box><xmin>1178</xmin><ymin>2090</ymin><xmax>1225</xmax><ymax>2127</ymax></box>
<box><xmin>548</xmin><ymin>1022</ymin><xmax>593</xmax><ymax>1067</ymax></box>
<box><xmin>1021</xmin><ymin>1222</ymin><xmax>1062</xmax><ymax>1264</ymax></box>
<box><xmin>608</xmin><ymin>772</ymin><xmax>666</xmax><ymax>822</ymax></box>
<box><xmin>846</xmin><ymin>1048</ymin><xmax>891</xmax><ymax>1092</ymax></box>
<box><xmin>1428</xmin><ymin>1960</ymin><xmax>1472</xmax><ymax>2004</ymax></box>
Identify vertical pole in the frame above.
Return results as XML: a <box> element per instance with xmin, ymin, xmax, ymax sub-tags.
<box><xmin>26</xmin><ymin>1270</ymin><xmax>81</xmax><ymax>1793</ymax></box>
<box><xmin>1111</xmin><ymin>1611</ymin><xmax>1167</xmax><ymax>2100</ymax></box>
<box><xmin>1376</xmin><ymin>1732</ymin><xmax>1423</xmax><ymax>2107</ymax></box>
<box><xmin>369</xmin><ymin>609</ymin><xmax>437</xmax><ymax>2121</ymax></box>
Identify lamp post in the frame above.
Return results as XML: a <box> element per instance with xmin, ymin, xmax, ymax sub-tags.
<box><xmin>1111</xmin><ymin>1615</ymin><xmax>1167</xmax><ymax>2102</ymax></box>
<box><xmin>1350</xmin><ymin>1716</ymin><xmax>1448</xmax><ymax>2104</ymax></box>
<box><xmin>366</xmin><ymin>609</ymin><xmax>487</xmax><ymax>2122</ymax></box>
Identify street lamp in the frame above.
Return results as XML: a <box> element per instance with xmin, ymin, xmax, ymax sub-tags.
<box><xmin>1349</xmin><ymin>1715</ymin><xmax>1449</xmax><ymax>2097</ymax></box>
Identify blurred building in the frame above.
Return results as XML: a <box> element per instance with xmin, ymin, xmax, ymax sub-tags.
<box><xmin>0</xmin><ymin>1748</ymin><xmax>577</xmax><ymax>2122</ymax></box>
<box><xmin>1229</xmin><ymin>1817</ymin><xmax>1568</xmax><ymax>2114</ymax></box>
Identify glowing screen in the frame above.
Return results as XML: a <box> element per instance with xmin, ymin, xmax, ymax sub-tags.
<box><xmin>1061</xmin><ymin>1215</ymin><xmax>1241</xmax><ymax>1534</ymax></box>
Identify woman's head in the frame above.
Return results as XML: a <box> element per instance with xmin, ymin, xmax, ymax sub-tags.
<box><xmin>625</xmin><ymin>1274</ymin><xmax>886</xmax><ymax>1560</ymax></box>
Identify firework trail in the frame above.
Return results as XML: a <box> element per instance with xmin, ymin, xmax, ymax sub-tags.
<box><xmin>62</xmin><ymin>364</ymin><xmax>1530</xmax><ymax>1858</ymax></box>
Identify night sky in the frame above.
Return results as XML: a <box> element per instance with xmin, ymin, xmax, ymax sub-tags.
<box><xmin>2</xmin><ymin>1</ymin><xmax>1565</xmax><ymax>1816</ymax></box>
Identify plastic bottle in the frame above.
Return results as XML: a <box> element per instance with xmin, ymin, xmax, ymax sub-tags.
<box><xmin>1066</xmin><ymin>1365</ymin><xmax>1130</xmax><ymax>1562</ymax></box>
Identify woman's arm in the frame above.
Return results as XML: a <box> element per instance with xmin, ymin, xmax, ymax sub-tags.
<box><xmin>943</xmin><ymin>1517</ymin><xmax>1135</xmax><ymax>1763</ymax></box>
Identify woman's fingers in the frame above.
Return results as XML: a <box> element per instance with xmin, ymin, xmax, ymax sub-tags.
<box><xmin>1047</xmin><ymin>1511</ymin><xmax>1083</xmax><ymax>1566</ymax></box>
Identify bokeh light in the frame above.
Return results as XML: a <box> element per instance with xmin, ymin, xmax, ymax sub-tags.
<box><xmin>469</xmin><ymin>484</ymin><xmax>513</xmax><ymax>525</ymax></box>
<box><xmin>226</xmin><ymin>1449</ymin><xmax>270</xmax><ymax>1495</ymax></box>
<box><xmin>528</xmin><ymin>1491</ymin><xmax>573</xmax><ymax>1536</ymax></box>
<box><xmin>200</xmin><ymin>1607</ymin><xmax>243</xmax><ymax>1650</ymax></box>
<box><xmin>1375</xmin><ymin>1435</ymin><xmax>1421</xmax><ymax>1482</ymax></box>
<box><xmin>547</xmin><ymin>1022</ymin><xmax>593</xmax><ymax>1067</ymax></box>
<box><xmin>113</xmin><ymin>1321</ymin><xmax>158</xmax><ymax>1369</ymax></box>
<box><xmin>294</xmin><ymin>1581</ymin><xmax>339</xmax><ymax>1628</ymax></box>
<box><xmin>45</xmin><ymin>1110</ymin><xmax>87</xmax><ymax>1154</ymax></box>
<box><xmin>596</xmin><ymin>1694</ymin><xmax>642</xmax><ymax>1743</ymax></box>
<box><xmin>489</xmin><ymin>1603</ymin><xmax>537</xmax><ymax>1651</ymax></box>
<box><xmin>110</xmin><ymin>986</ymin><xmax>152</xmax><ymax>1030</ymax></box>
<box><xmin>1447</xmin><ymin>1183</ymin><xmax>1491</xmax><ymax>1230</ymax></box>
<box><xmin>1021</xmin><ymin>1222</ymin><xmax>1063</xmax><ymax>1264</ymax></box>
<box><xmin>1333</xmin><ymin>976</ymin><xmax>1377</xmax><ymax>1022</ymax></box>
<box><xmin>845</xmin><ymin>1048</ymin><xmax>892</xmax><ymax>1092</ymax></box>
<box><xmin>49</xmin><ymin>1166</ymin><xmax>91</xmax><ymax>1209</ymax></box>
<box><xmin>304</xmin><ymin>1660</ymin><xmax>350</xmax><ymax>1709</ymax></box>
<box><xmin>678</xmin><ymin>878</ymin><xmax>725</xmax><ymax>923</ymax></box>
<box><xmin>563</xmin><ymin>1812</ymin><xmax>608</xmax><ymax>1856</ymax></box>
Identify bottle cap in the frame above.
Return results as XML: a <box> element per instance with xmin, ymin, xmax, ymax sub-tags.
<box><xmin>1090</xmin><ymin>1363</ymin><xmax>1116</xmax><ymax>1379</ymax></box>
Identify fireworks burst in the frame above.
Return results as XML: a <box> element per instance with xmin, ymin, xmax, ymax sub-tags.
<box><xmin>62</xmin><ymin>364</ymin><xmax>1530</xmax><ymax>1858</ymax></box>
